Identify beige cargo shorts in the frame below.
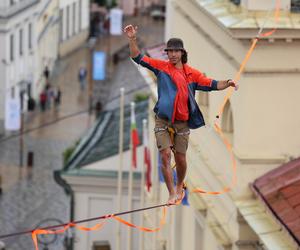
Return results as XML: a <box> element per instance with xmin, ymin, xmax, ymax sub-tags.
<box><xmin>154</xmin><ymin>116</ymin><xmax>190</xmax><ymax>154</ymax></box>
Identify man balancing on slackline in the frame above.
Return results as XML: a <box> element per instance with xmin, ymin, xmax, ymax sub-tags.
<box><xmin>124</xmin><ymin>24</ymin><xmax>237</xmax><ymax>205</ymax></box>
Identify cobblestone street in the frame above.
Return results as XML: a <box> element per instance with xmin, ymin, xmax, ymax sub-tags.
<box><xmin>0</xmin><ymin>15</ymin><xmax>164</xmax><ymax>249</ymax></box>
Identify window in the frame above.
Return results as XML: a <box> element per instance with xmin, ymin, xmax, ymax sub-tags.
<box><xmin>19</xmin><ymin>29</ymin><xmax>23</xmax><ymax>56</ymax></box>
<box><xmin>73</xmin><ymin>2</ymin><xmax>76</xmax><ymax>35</ymax></box>
<box><xmin>79</xmin><ymin>0</ymin><xmax>82</xmax><ymax>31</ymax></box>
<box><xmin>291</xmin><ymin>0</ymin><xmax>300</xmax><ymax>12</ymax></box>
<box><xmin>10</xmin><ymin>34</ymin><xmax>14</xmax><ymax>62</ymax></box>
<box><xmin>93</xmin><ymin>241</ymin><xmax>111</xmax><ymax>250</ymax></box>
<box><xmin>230</xmin><ymin>0</ymin><xmax>240</xmax><ymax>5</ymax></box>
<box><xmin>222</xmin><ymin>101</ymin><xmax>234</xmax><ymax>133</ymax></box>
<box><xmin>60</xmin><ymin>9</ymin><xmax>64</xmax><ymax>41</ymax></box>
<box><xmin>67</xmin><ymin>6</ymin><xmax>70</xmax><ymax>38</ymax></box>
<box><xmin>28</xmin><ymin>23</ymin><xmax>32</xmax><ymax>49</ymax></box>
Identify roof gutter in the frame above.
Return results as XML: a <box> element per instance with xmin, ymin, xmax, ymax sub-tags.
<box><xmin>251</xmin><ymin>182</ymin><xmax>300</xmax><ymax>246</ymax></box>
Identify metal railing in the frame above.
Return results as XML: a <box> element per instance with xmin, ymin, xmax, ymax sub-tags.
<box><xmin>0</xmin><ymin>0</ymin><xmax>39</xmax><ymax>18</ymax></box>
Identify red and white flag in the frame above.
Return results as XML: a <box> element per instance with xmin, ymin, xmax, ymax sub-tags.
<box><xmin>131</xmin><ymin>102</ymin><xmax>140</xmax><ymax>168</ymax></box>
<box><xmin>143</xmin><ymin>121</ymin><xmax>152</xmax><ymax>192</ymax></box>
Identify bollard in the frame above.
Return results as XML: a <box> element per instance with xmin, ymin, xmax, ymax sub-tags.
<box><xmin>0</xmin><ymin>240</ymin><xmax>5</xmax><ymax>249</ymax></box>
<box><xmin>27</xmin><ymin>151</ymin><xmax>34</xmax><ymax>167</ymax></box>
<box><xmin>0</xmin><ymin>175</ymin><xmax>2</xmax><ymax>194</ymax></box>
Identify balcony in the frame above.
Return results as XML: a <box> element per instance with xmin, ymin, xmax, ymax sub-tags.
<box><xmin>0</xmin><ymin>0</ymin><xmax>39</xmax><ymax>19</ymax></box>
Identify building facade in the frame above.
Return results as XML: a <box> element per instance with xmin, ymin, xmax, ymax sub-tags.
<box><xmin>0</xmin><ymin>0</ymin><xmax>40</xmax><ymax>134</ymax></box>
<box><xmin>59</xmin><ymin>0</ymin><xmax>90</xmax><ymax>57</ymax></box>
<box><xmin>0</xmin><ymin>0</ymin><xmax>90</xmax><ymax>134</ymax></box>
<box><xmin>35</xmin><ymin>0</ymin><xmax>60</xmax><ymax>95</ymax></box>
<box><xmin>138</xmin><ymin>0</ymin><xmax>300</xmax><ymax>249</ymax></box>
<box><xmin>58</xmin><ymin>101</ymin><xmax>149</xmax><ymax>250</ymax></box>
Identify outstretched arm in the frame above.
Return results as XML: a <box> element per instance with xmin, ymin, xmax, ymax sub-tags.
<box><xmin>124</xmin><ymin>24</ymin><xmax>140</xmax><ymax>58</ymax></box>
<box><xmin>217</xmin><ymin>79</ymin><xmax>238</xmax><ymax>90</ymax></box>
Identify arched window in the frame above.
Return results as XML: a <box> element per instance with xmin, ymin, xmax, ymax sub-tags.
<box><xmin>222</xmin><ymin>101</ymin><xmax>234</xmax><ymax>133</ymax></box>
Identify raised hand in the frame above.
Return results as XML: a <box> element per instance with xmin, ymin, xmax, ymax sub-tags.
<box><xmin>124</xmin><ymin>24</ymin><xmax>138</xmax><ymax>40</ymax></box>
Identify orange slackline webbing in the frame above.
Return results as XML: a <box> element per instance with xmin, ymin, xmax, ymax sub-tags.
<box><xmin>31</xmin><ymin>206</ymin><xmax>167</xmax><ymax>250</ymax></box>
<box><xmin>193</xmin><ymin>0</ymin><xmax>281</xmax><ymax>195</ymax></box>
<box><xmin>32</xmin><ymin>222</ymin><xmax>106</xmax><ymax>250</ymax></box>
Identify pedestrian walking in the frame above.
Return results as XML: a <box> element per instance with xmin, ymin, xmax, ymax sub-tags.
<box><xmin>39</xmin><ymin>90</ymin><xmax>47</xmax><ymax>112</ymax></box>
<box><xmin>78</xmin><ymin>66</ymin><xmax>87</xmax><ymax>91</ymax></box>
<box><xmin>124</xmin><ymin>24</ymin><xmax>238</xmax><ymax>205</ymax></box>
<box><xmin>54</xmin><ymin>86</ymin><xmax>62</xmax><ymax>107</ymax></box>
<box><xmin>45</xmin><ymin>83</ymin><xmax>54</xmax><ymax>109</ymax></box>
<box><xmin>44</xmin><ymin>66</ymin><xmax>50</xmax><ymax>82</ymax></box>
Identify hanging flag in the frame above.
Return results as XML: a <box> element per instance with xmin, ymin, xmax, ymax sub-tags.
<box><xmin>143</xmin><ymin>121</ymin><xmax>152</xmax><ymax>192</ymax></box>
<box><xmin>131</xmin><ymin>102</ymin><xmax>140</xmax><ymax>168</ymax></box>
<box><xmin>181</xmin><ymin>187</ymin><xmax>190</xmax><ymax>206</ymax></box>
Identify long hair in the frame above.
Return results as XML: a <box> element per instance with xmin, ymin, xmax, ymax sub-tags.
<box><xmin>182</xmin><ymin>50</ymin><xmax>188</xmax><ymax>64</ymax></box>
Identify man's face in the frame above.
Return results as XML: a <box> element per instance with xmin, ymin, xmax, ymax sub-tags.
<box><xmin>167</xmin><ymin>49</ymin><xmax>183</xmax><ymax>65</ymax></box>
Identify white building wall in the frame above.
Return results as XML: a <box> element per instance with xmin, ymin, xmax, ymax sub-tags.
<box><xmin>73</xmin><ymin>191</ymin><xmax>141</xmax><ymax>250</ymax></box>
<box><xmin>0</xmin><ymin>0</ymin><xmax>39</xmax><ymax>133</ymax></box>
<box><xmin>59</xmin><ymin>0</ymin><xmax>89</xmax><ymax>57</ymax></box>
<box><xmin>36</xmin><ymin>0</ymin><xmax>60</xmax><ymax>96</ymax></box>
<box><xmin>64</xmin><ymin>147</ymin><xmax>145</xmax><ymax>250</ymax></box>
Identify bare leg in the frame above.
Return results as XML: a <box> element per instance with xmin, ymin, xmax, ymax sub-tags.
<box><xmin>160</xmin><ymin>148</ymin><xmax>176</xmax><ymax>204</ymax></box>
<box><xmin>174</xmin><ymin>152</ymin><xmax>187</xmax><ymax>198</ymax></box>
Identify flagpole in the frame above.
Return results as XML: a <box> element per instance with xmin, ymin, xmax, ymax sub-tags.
<box><xmin>116</xmin><ymin>87</ymin><xmax>125</xmax><ymax>250</ymax></box>
<box><xmin>152</xmin><ymin>151</ymin><xmax>159</xmax><ymax>250</ymax></box>
<box><xmin>139</xmin><ymin>119</ymin><xmax>147</xmax><ymax>250</ymax></box>
<box><xmin>127</xmin><ymin>102</ymin><xmax>135</xmax><ymax>250</ymax></box>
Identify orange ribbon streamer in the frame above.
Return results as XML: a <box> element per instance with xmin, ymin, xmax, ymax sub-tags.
<box><xmin>112</xmin><ymin>206</ymin><xmax>167</xmax><ymax>232</ymax></box>
<box><xmin>31</xmin><ymin>207</ymin><xmax>167</xmax><ymax>250</ymax></box>
<box><xmin>31</xmin><ymin>222</ymin><xmax>106</xmax><ymax>250</ymax></box>
<box><xmin>259</xmin><ymin>0</ymin><xmax>281</xmax><ymax>38</ymax></box>
<box><xmin>192</xmin><ymin>0</ymin><xmax>281</xmax><ymax>195</ymax></box>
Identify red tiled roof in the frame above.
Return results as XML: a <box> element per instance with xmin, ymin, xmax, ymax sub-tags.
<box><xmin>252</xmin><ymin>157</ymin><xmax>300</xmax><ymax>245</ymax></box>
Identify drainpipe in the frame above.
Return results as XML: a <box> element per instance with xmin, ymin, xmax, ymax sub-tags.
<box><xmin>54</xmin><ymin>170</ymin><xmax>74</xmax><ymax>250</ymax></box>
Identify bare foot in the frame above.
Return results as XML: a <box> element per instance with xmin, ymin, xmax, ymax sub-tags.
<box><xmin>167</xmin><ymin>194</ymin><xmax>177</xmax><ymax>206</ymax></box>
<box><xmin>175</xmin><ymin>183</ymin><xmax>185</xmax><ymax>205</ymax></box>
<box><xmin>175</xmin><ymin>189</ymin><xmax>185</xmax><ymax>205</ymax></box>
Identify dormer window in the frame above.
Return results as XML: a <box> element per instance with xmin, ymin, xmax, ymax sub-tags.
<box><xmin>230</xmin><ymin>0</ymin><xmax>241</xmax><ymax>5</ymax></box>
<box><xmin>230</xmin><ymin>0</ymin><xmax>300</xmax><ymax>12</ymax></box>
<box><xmin>291</xmin><ymin>0</ymin><xmax>300</xmax><ymax>12</ymax></box>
